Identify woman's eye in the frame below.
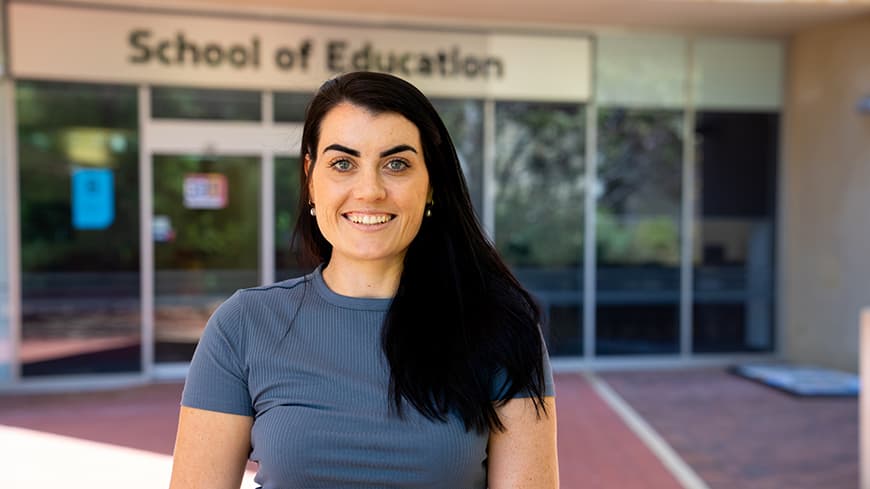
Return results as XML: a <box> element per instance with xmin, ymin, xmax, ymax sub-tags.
<box><xmin>386</xmin><ymin>159</ymin><xmax>409</xmax><ymax>171</ymax></box>
<box><xmin>330</xmin><ymin>159</ymin><xmax>353</xmax><ymax>171</ymax></box>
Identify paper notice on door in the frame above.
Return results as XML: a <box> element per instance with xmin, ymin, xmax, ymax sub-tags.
<box><xmin>183</xmin><ymin>173</ymin><xmax>228</xmax><ymax>209</ymax></box>
<box><xmin>72</xmin><ymin>167</ymin><xmax>115</xmax><ymax>230</ymax></box>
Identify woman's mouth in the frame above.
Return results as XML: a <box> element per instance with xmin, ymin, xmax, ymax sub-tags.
<box><xmin>343</xmin><ymin>213</ymin><xmax>395</xmax><ymax>225</ymax></box>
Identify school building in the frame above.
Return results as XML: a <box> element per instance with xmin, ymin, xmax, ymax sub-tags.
<box><xmin>0</xmin><ymin>0</ymin><xmax>868</xmax><ymax>389</ymax></box>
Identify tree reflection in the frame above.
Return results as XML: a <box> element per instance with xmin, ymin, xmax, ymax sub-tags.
<box><xmin>495</xmin><ymin>102</ymin><xmax>585</xmax><ymax>267</ymax></box>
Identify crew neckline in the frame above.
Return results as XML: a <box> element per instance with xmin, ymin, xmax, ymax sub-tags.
<box><xmin>310</xmin><ymin>265</ymin><xmax>393</xmax><ymax>312</ymax></box>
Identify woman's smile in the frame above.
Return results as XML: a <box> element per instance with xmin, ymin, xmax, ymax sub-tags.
<box><xmin>343</xmin><ymin>211</ymin><xmax>396</xmax><ymax>226</ymax></box>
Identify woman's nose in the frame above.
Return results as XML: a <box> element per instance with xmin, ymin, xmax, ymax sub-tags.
<box><xmin>354</xmin><ymin>167</ymin><xmax>387</xmax><ymax>201</ymax></box>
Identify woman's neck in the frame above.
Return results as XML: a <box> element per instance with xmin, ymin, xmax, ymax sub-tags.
<box><xmin>321</xmin><ymin>258</ymin><xmax>404</xmax><ymax>299</ymax></box>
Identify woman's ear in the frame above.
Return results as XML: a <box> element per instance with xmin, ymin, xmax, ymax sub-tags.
<box><xmin>303</xmin><ymin>154</ymin><xmax>312</xmax><ymax>178</ymax></box>
<box><xmin>427</xmin><ymin>186</ymin><xmax>434</xmax><ymax>204</ymax></box>
<box><xmin>304</xmin><ymin>154</ymin><xmax>315</xmax><ymax>202</ymax></box>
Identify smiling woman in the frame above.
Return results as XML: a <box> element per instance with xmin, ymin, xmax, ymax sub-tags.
<box><xmin>306</xmin><ymin>104</ymin><xmax>431</xmax><ymax>295</ymax></box>
<box><xmin>170</xmin><ymin>72</ymin><xmax>558</xmax><ymax>489</ymax></box>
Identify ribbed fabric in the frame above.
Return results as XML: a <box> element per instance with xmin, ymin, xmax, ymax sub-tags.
<box><xmin>182</xmin><ymin>266</ymin><xmax>554</xmax><ymax>489</ymax></box>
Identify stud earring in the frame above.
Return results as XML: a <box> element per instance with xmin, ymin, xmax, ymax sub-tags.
<box><xmin>309</xmin><ymin>202</ymin><xmax>316</xmax><ymax>216</ymax></box>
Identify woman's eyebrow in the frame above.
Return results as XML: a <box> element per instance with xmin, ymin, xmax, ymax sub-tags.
<box><xmin>322</xmin><ymin>143</ymin><xmax>360</xmax><ymax>156</ymax></box>
<box><xmin>321</xmin><ymin>143</ymin><xmax>418</xmax><ymax>158</ymax></box>
<box><xmin>380</xmin><ymin>145</ymin><xmax>418</xmax><ymax>157</ymax></box>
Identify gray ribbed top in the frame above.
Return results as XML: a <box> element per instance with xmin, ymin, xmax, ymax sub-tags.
<box><xmin>182</xmin><ymin>266</ymin><xmax>554</xmax><ymax>489</ymax></box>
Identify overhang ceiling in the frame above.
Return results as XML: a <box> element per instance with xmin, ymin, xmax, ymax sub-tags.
<box><xmin>91</xmin><ymin>0</ymin><xmax>870</xmax><ymax>37</ymax></box>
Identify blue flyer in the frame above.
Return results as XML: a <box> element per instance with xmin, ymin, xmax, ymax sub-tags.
<box><xmin>72</xmin><ymin>168</ymin><xmax>115</xmax><ymax>230</ymax></box>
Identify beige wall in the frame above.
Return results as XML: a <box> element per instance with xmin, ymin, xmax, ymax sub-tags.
<box><xmin>782</xmin><ymin>15</ymin><xmax>870</xmax><ymax>372</ymax></box>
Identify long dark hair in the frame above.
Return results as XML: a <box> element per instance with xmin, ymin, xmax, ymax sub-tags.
<box><xmin>293</xmin><ymin>71</ymin><xmax>547</xmax><ymax>433</ymax></box>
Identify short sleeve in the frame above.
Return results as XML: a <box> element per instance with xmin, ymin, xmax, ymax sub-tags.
<box><xmin>491</xmin><ymin>334</ymin><xmax>556</xmax><ymax>401</ymax></box>
<box><xmin>181</xmin><ymin>291</ymin><xmax>254</xmax><ymax>417</ymax></box>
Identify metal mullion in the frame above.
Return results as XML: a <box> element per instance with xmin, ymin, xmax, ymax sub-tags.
<box><xmin>261</xmin><ymin>91</ymin><xmax>275</xmax><ymax>286</ymax></box>
<box><xmin>139</xmin><ymin>85</ymin><xmax>155</xmax><ymax>378</ymax></box>
<box><xmin>584</xmin><ymin>96</ymin><xmax>597</xmax><ymax>360</ymax></box>
<box><xmin>680</xmin><ymin>39</ymin><xmax>697</xmax><ymax>359</ymax></box>
<box><xmin>482</xmin><ymin>99</ymin><xmax>496</xmax><ymax>241</ymax></box>
<box><xmin>3</xmin><ymin>78</ymin><xmax>21</xmax><ymax>383</ymax></box>
<box><xmin>147</xmin><ymin>120</ymin><xmax>267</xmax><ymax>154</ymax></box>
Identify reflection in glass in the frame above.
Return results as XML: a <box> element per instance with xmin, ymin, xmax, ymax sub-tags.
<box><xmin>495</xmin><ymin>102</ymin><xmax>585</xmax><ymax>356</ymax></box>
<box><xmin>274</xmin><ymin>92</ymin><xmax>313</xmax><ymax>122</ymax></box>
<box><xmin>596</xmin><ymin>108</ymin><xmax>682</xmax><ymax>355</ymax></box>
<box><xmin>430</xmin><ymin>98</ymin><xmax>485</xmax><ymax>216</ymax></box>
<box><xmin>17</xmin><ymin>81</ymin><xmax>141</xmax><ymax>376</ymax></box>
<box><xmin>693</xmin><ymin>112</ymin><xmax>777</xmax><ymax>353</ymax></box>
<box><xmin>153</xmin><ymin>155</ymin><xmax>260</xmax><ymax>363</ymax></box>
<box><xmin>152</xmin><ymin>86</ymin><xmax>261</xmax><ymax>121</ymax></box>
<box><xmin>275</xmin><ymin>156</ymin><xmax>306</xmax><ymax>280</ymax></box>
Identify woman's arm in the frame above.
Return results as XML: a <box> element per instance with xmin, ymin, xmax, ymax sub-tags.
<box><xmin>169</xmin><ymin>406</ymin><xmax>254</xmax><ymax>489</ymax></box>
<box><xmin>487</xmin><ymin>396</ymin><xmax>559</xmax><ymax>489</ymax></box>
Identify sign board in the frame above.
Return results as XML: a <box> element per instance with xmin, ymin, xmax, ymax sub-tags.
<box><xmin>9</xmin><ymin>3</ymin><xmax>590</xmax><ymax>101</ymax></box>
<box><xmin>183</xmin><ymin>173</ymin><xmax>228</xmax><ymax>209</ymax></box>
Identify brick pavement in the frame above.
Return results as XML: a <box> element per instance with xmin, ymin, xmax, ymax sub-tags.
<box><xmin>4</xmin><ymin>368</ymin><xmax>855</xmax><ymax>488</ymax></box>
<box><xmin>0</xmin><ymin>373</ymin><xmax>684</xmax><ymax>488</ymax></box>
<box><xmin>555</xmin><ymin>373</ymin><xmax>684</xmax><ymax>489</ymax></box>
<box><xmin>600</xmin><ymin>368</ymin><xmax>858</xmax><ymax>489</ymax></box>
<box><xmin>0</xmin><ymin>382</ymin><xmax>182</xmax><ymax>455</ymax></box>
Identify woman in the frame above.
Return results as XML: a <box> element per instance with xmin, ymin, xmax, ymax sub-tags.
<box><xmin>170</xmin><ymin>71</ymin><xmax>558</xmax><ymax>489</ymax></box>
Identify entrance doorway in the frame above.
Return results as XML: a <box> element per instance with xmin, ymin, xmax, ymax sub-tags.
<box><xmin>143</xmin><ymin>88</ymin><xmax>300</xmax><ymax>375</ymax></box>
<box><xmin>152</xmin><ymin>154</ymin><xmax>260</xmax><ymax>363</ymax></box>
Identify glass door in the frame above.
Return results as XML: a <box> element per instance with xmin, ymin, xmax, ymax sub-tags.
<box><xmin>152</xmin><ymin>154</ymin><xmax>260</xmax><ymax>364</ymax></box>
<box><xmin>143</xmin><ymin>86</ymin><xmax>304</xmax><ymax>374</ymax></box>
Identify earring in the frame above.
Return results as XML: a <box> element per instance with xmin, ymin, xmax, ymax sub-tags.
<box><xmin>425</xmin><ymin>201</ymin><xmax>433</xmax><ymax>217</ymax></box>
<box><xmin>309</xmin><ymin>202</ymin><xmax>316</xmax><ymax>216</ymax></box>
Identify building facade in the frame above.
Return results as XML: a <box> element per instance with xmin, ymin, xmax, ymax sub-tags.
<box><xmin>0</xmin><ymin>0</ymin><xmax>865</xmax><ymax>389</ymax></box>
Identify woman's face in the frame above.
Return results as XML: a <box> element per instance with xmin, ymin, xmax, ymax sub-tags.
<box><xmin>307</xmin><ymin>103</ymin><xmax>431</xmax><ymax>270</ymax></box>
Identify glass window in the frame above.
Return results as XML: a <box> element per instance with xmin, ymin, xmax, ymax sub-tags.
<box><xmin>693</xmin><ymin>111</ymin><xmax>777</xmax><ymax>353</ymax></box>
<box><xmin>275</xmin><ymin>156</ymin><xmax>305</xmax><ymax>280</ymax></box>
<box><xmin>596</xmin><ymin>108</ymin><xmax>683</xmax><ymax>355</ymax></box>
<box><xmin>596</xmin><ymin>34</ymin><xmax>687</xmax><ymax>109</ymax></box>
<box><xmin>274</xmin><ymin>92</ymin><xmax>312</xmax><ymax>123</ymax></box>
<box><xmin>495</xmin><ymin>101</ymin><xmax>586</xmax><ymax>356</ymax></box>
<box><xmin>152</xmin><ymin>86</ymin><xmax>261</xmax><ymax>120</ymax></box>
<box><xmin>153</xmin><ymin>155</ymin><xmax>260</xmax><ymax>363</ymax></box>
<box><xmin>430</xmin><ymin>98</ymin><xmax>485</xmax><ymax>217</ymax></box>
<box><xmin>17</xmin><ymin>80</ymin><xmax>140</xmax><ymax>376</ymax></box>
<box><xmin>693</xmin><ymin>39</ymin><xmax>784</xmax><ymax>111</ymax></box>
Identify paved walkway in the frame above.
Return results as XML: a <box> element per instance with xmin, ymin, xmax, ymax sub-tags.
<box><xmin>600</xmin><ymin>368</ymin><xmax>858</xmax><ymax>489</ymax></box>
<box><xmin>0</xmin><ymin>373</ymin><xmax>683</xmax><ymax>488</ymax></box>
<box><xmin>2</xmin><ymin>368</ymin><xmax>855</xmax><ymax>488</ymax></box>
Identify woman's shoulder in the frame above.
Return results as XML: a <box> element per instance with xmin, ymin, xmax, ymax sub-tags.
<box><xmin>235</xmin><ymin>271</ymin><xmax>315</xmax><ymax>304</ymax></box>
<box><xmin>207</xmin><ymin>271</ymin><xmax>317</xmax><ymax>343</ymax></box>
<box><xmin>208</xmin><ymin>271</ymin><xmax>315</xmax><ymax>331</ymax></box>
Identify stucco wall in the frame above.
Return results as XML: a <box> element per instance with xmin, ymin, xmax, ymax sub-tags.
<box><xmin>782</xmin><ymin>15</ymin><xmax>870</xmax><ymax>372</ymax></box>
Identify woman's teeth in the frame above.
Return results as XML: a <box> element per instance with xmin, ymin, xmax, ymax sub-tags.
<box><xmin>346</xmin><ymin>214</ymin><xmax>393</xmax><ymax>225</ymax></box>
